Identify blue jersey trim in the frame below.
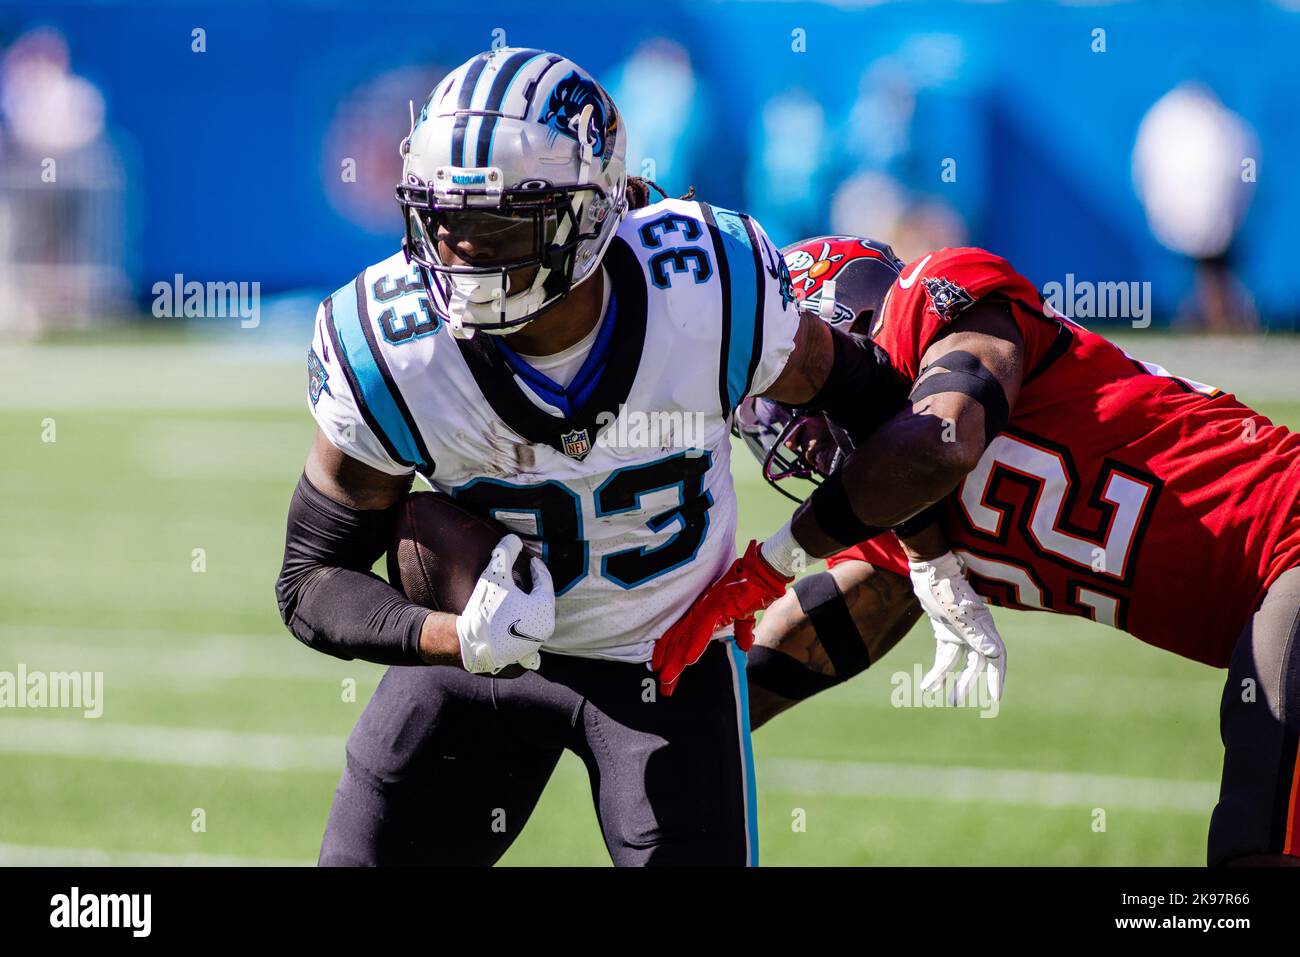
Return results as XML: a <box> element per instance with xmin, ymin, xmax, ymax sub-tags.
<box><xmin>329</xmin><ymin>276</ymin><xmax>430</xmax><ymax>471</ymax></box>
<box><xmin>710</xmin><ymin>207</ymin><xmax>761</xmax><ymax>412</ymax></box>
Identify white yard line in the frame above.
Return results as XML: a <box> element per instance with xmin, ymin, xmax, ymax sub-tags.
<box><xmin>0</xmin><ymin>625</ymin><xmax>1214</xmax><ymax>713</ymax></box>
<box><xmin>0</xmin><ymin>718</ymin><xmax>342</xmax><ymax>772</ymax></box>
<box><xmin>0</xmin><ymin>639</ymin><xmax>368</xmax><ymax>683</ymax></box>
<box><xmin>762</xmin><ymin>756</ymin><xmax>1218</xmax><ymax>814</ymax></box>
<box><xmin>0</xmin><ymin>842</ymin><xmax>310</xmax><ymax>867</ymax></box>
<box><xmin>0</xmin><ymin>718</ymin><xmax>1218</xmax><ymax>812</ymax></box>
<box><xmin>0</xmin><ymin>624</ymin><xmax>385</xmax><ymax>682</ymax></box>
<box><xmin>0</xmin><ymin>623</ymin><xmax>273</xmax><ymax>643</ymax></box>
<box><xmin>0</xmin><ymin>343</ymin><xmax>302</xmax><ymax>411</ymax></box>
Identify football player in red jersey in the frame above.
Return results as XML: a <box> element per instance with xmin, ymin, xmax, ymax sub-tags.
<box><xmin>654</xmin><ymin>236</ymin><xmax>1300</xmax><ymax>866</ymax></box>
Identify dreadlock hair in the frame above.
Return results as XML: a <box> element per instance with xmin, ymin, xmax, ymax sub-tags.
<box><xmin>625</xmin><ymin>176</ymin><xmax>696</xmax><ymax>211</ymax></box>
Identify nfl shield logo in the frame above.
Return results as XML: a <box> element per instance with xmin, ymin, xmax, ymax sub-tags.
<box><xmin>561</xmin><ymin>428</ymin><xmax>592</xmax><ymax>460</ymax></box>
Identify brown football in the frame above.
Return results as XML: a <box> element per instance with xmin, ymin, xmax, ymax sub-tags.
<box><xmin>387</xmin><ymin>491</ymin><xmax>532</xmax><ymax>614</ymax></box>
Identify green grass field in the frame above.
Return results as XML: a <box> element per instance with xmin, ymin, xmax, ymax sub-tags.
<box><xmin>1</xmin><ymin>331</ymin><xmax>1296</xmax><ymax>866</ymax></box>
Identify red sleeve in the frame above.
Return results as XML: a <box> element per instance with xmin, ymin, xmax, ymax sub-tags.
<box><xmin>871</xmin><ymin>247</ymin><xmax>1055</xmax><ymax>382</ymax></box>
<box><xmin>825</xmin><ymin>531</ymin><xmax>910</xmax><ymax>577</ymax></box>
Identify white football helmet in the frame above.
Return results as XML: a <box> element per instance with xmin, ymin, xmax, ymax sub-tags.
<box><xmin>396</xmin><ymin>48</ymin><xmax>629</xmax><ymax>338</ymax></box>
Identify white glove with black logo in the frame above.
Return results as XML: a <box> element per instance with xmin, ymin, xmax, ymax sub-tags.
<box><xmin>909</xmin><ymin>550</ymin><xmax>1007</xmax><ymax>706</ymax></box>
<box><xmin>456</xmin><ymin>534</ymin><xmax>555</xmax><ymax>674</ymax></box>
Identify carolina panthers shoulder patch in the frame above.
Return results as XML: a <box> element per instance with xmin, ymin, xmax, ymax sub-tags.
<box><xmin>307</xmin><ymin>346</ymin><xmax>331</xmax><ymax>407</ymax></box>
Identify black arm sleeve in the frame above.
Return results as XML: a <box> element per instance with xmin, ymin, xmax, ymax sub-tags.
<box><xmin>798</xmin><ymin>328</ymin><xmax>911</xmax><ymax>443</ymax></box>
<box><xmin>274</xmin><ymin>473</ymin><xmax>430</xmax><ymax>665</ymax></box>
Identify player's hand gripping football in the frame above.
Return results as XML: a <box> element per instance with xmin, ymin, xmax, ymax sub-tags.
<box><xmin>456</xmin><ymin>534</ymin><xmax>555</xmax><ymax>674</ymax></box>
<box><xmin>652</xmin><ymin>540</ymin><xmax>793</xmax><ymax>697</ymax></box>
<box><xmin>909</xmin><ymin>550</ymin><xmax>1007</xmax><ymax>705</ymax></box>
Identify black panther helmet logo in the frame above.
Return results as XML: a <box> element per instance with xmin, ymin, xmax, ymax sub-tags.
<box><xmin>538</xmin><ymin>71</ymin><xmax>611</xmax><ymax>158</ymax></box>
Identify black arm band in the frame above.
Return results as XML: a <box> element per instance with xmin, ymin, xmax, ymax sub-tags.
<box><xmin>275</xmin><ymin>474</ymin><xmax>429</xmax><ymax>665</ymax></box>
<box><xmin>746</xmin><ymin>646</ymin><xmax>842</xmax><ymax>702</ymax></box>
<box><xmin>802</xmin><ymin>328</ymin><xmax>910</xmax><ymax>443</ymax></box>
<box><xmin>792</xmin><ymin>572</ymin><xmax>873</xmax><ymax>679</ymax></box>
<box><xmin>909</xmin><ymin>349</ymin><xmax>1009</xmax><ymax>445</ymax></box>
<box><xmin>892</xmin><ymin>502</ymin><xmax>944</xmax><ymax>539</ymax></box>
<box><xmin>806</xmin><ymin>469</ymin><xmax>887</xmax><ymax>551</ymax></box>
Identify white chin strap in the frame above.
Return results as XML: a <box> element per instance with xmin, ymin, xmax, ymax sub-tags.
<box><xmin>444</xmin><ymin>103</ymin><xmax>599</xmax><ymax>341</ymax></box>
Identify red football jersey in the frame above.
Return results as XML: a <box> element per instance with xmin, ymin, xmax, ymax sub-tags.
<box><xmin>836</xmin><ymin>247</ymin><xmax>1300</xmax><ymax>667</ymax></box>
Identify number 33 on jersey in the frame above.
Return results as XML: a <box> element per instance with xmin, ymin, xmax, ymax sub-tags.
<box><xmin>306</xmin><ymin>198</ymin><xmax>799</xmax><ymax>662</ymax></box>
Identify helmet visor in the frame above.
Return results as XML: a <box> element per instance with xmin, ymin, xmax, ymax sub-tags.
<box><xmin>408</xmin><ymin>203</ymin><xmax>561</xmax><ymax>274</ymax></box>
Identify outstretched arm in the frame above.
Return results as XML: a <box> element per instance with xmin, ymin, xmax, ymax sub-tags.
<box><xmin>766</xmin><ymin>300</ymin><xmax>1023</xmax><ymax>705</ymax></box>
<box><xmin>786</xmin><ymin>300</ymin><xmax>1024</xmax><ymax>559</ymax></box>
<box><xmin>652</xmin><ymin>299</ymin><xmax>1022</xmax><ymax>698</ymax></box>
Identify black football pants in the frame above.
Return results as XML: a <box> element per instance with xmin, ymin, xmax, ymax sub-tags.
<box><xmin>318</xmin><ymin>638</ymin><xmax>758</xmax><ymax>866</ymax></box>
<box><xmin>1209</xmin><ymin>565</ymin><xmax>1300</xmax><ymax>864</ymax></box>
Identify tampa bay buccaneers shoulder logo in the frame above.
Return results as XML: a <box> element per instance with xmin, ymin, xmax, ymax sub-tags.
<box><xmin>922</xmin><ymin>276</ymin><xmax>974</xmax><ymax>322</ymax></box>
<box><xmin>539</xmin><ymin>72</ymin><xmax>613</xmax><ymax>159</ymax></box>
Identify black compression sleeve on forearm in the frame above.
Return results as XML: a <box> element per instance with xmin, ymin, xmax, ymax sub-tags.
<box><xmin>275</xmin><ymin>473</ymin><xmax>429</xmax><ymax>665</ymax></box>
<box><xmin>892</xmin><ymin>502</ymin><xmax>943</xmax><ymax>539</ymax></box>
<box><xmin>803</xmin><ymin>469</ymin><xmax>889</xmax><ymax>553</ymax></box>
<box><xmin>801</xmin><ymin>328</ymin><xmax>911</xmax><ymax>443</ymax></box>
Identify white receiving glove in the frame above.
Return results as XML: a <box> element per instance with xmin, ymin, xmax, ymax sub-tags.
<box><xmin>456</xmin><ymin>534</ymin><xmax>555</xmax><ymax>674</ymax></box>
<box><xmin>908</xmin><ymin>550</ymin><xmax>1007</xmax><ymax>706</ymax></box>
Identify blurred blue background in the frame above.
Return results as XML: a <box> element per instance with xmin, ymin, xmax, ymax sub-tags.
<box><xmin>0</xmin><ymin>0</ymin><xmax>1296</xmax><ymax>331</ymax></box>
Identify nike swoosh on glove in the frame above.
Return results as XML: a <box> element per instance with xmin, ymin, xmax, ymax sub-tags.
<box><xmin>909</xmin><ymin>550</ymin><xmax>1006</xmax><ymax>706</ymax></box>
<box><xmin>651</xmin><ymin>540</ymin><xmax>792</xmax><ymax>697</ymax></box>
<box><xmin>456</xmin><ymin>534</ymin><xmax>555</xmax><ymax>674</ymax></box>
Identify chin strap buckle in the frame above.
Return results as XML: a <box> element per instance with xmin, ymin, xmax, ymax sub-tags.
<box><xmin>818</xmin><ymin>279</ymin><xmax>838</xmax><ymax>321</ymax></box>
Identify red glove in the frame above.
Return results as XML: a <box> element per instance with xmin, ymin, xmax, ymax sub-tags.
<box><xmin>651</xmin><ymin>540</ymin><xmax>793</xmax><ymax>697</ymax></box>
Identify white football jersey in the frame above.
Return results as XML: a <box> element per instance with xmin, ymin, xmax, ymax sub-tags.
<box><xmin>306</xmin><ymin>199</ymin><xmax>799</xmax><ymax>661</ymax></box>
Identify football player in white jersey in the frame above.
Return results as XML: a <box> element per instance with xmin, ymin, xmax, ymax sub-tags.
<box><xmin>276</xmin><ymin>48</ymin><xmax>901</xmax><ymax>865</ymax></box>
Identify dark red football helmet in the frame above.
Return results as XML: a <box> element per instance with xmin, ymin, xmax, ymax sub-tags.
<box><xmin>735</xmin><ymin>236</ymin><xmax>904</xmax><ymax>502</ymax></box>
<box><xmin>783</xmin><ymin>235</ymin><xmax>904</xmax><ymax>331</ymax></box>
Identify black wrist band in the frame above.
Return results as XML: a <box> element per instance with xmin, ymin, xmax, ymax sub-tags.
<box><xmin>893</xmin><ymin>503</ymin><xmax>943</xmax><ymax>539</ymax></box>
